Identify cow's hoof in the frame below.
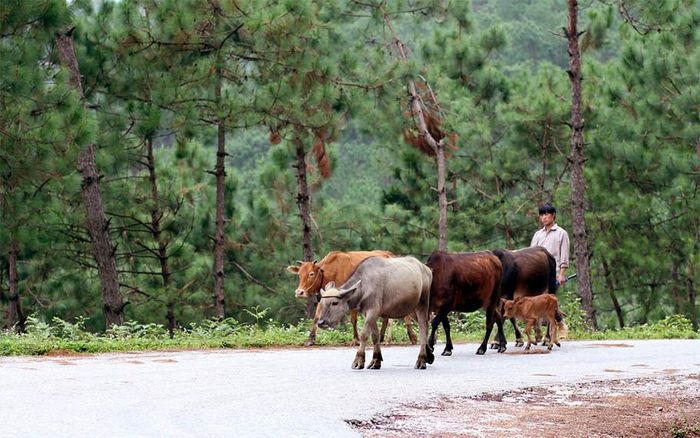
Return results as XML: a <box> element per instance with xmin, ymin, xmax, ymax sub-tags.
<box><xmin>490</xmin><ymin>343</ymin><xmax>499</xmax><ymax>350</ymax></box>
<box><xmin>351</xmin><ymin>360</ymin><xmax>364</xmax><ymax>370</ymax></box>
<box><xmin>350</xmin><ymin>340</ymin><xmax>359</xmax><ymax>347</ymax></box>
<box><xmin>525</xmin><ymin>346</ymin><xmax>531</xmax><ymax>351</ymax></box>
<box><xmin>515</xmin><ymin>340</ymin><xmax>524</xmax><ymax>347</ymax></box>
<box><xmin>426</xmin><ymin>350</ymin><xmax>435</xmax><ymax>365</ymax></box>
<box><xmin>441</xmin><ymin>349</ymin><xmax>452</xmax><ymax>356</ymax></box>
<box><xmin>368</xmin><ymin>360</ymin><xmax>381</xmax><ymax>369</ymax></box>
<box><xmin>476</xmin><ymin>347</ymin><xmax>486</xmax><ymax>355</ymax></box>
<box><xmin>498</xmin><ymin>345</ymin><xmax>507</xmax><ymax>353</ymax></box>
<box><xmin>555</xmin><ymin>342</ymin><xmax>561</xmax><ymax>347</ymax></box>
<box><xmin>304</xmin><ymin>339</ymin><xmax>315</xmax><ymax>347</ymax></box>
<box><xmin>415</xmin><ymin>359</ymin><xmax>427</xmax><ymax>369</ymax></box>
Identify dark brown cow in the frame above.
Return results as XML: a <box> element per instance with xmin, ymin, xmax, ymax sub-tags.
<box><xmin>491</xmin><ymin>246</ymin><xmax>564</xmax><ymax>347</ymax></box>
<box><xmin>286</xmin><ymin>250</ymin><xmax>415</xmax><ymax>346</ymax></box>
<box><xmin>426</xmin><ymin>250</ymin><xmax>506</xmax><ymax>356</ymax></box>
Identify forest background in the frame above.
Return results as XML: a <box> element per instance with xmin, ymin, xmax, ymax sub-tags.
<box><xmin>1</xmin><ymin>0</ymin><xmax>698</xmax><ymax>340</ymax></box>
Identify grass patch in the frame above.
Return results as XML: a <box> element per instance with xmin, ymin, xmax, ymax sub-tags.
<box><xmin>1</xmin><ymin>309</ymin><xmax>697</xmax><ymax>357</ymax></box>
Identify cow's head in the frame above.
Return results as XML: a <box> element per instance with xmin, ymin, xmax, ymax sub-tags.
<box><xmin>502</xmin><ymin>298</ymin><xmax>516</xmax><ymax>319</ymax></box>
<box><xmin>286</xmin><ymin>260</ymin><xmax>323</xmax><ymax>298</ymax></box>
<box><xmin>316</xmin><ymin>280</ymin><xmax>361</xmax><ymax>329</ymax></box>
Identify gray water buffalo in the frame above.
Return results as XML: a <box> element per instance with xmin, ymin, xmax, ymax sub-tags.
<box><xmin>316</xmin><ymin>256</ymin><xmax>434</xmax><ymax>370</ymax></box>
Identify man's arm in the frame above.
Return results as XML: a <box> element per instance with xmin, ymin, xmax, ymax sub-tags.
<box><xmin>558</xmin><ymin>230</ymin><xmax>570</xmax><ymax>283</ymax></box>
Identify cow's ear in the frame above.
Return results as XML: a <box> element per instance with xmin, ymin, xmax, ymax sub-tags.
<box><xmin>324</xmin><ymin>281</ymin><xmax>335</xmax><ymax>290</ymax></box>
<box><xmin>286</xmin><ymin>266</ymin><xmax>300</xmax><ymax>274</ymax></box>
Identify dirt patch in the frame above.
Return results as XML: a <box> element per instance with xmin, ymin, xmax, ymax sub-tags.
<box><xmin>349</xmin><ymin>374</ymin><xmax>700</xmax><ymax>437</ymax></box>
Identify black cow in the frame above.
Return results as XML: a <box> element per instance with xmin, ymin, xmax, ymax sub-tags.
<box><xmin>426</xmin><ymin>250</ymin><xmax>506</xmax><ymax>356</ymax></box>
<box><xmin>491</xmin><ymin>246</ymin><xmax>563</xmax><ymax>347</ymax></box>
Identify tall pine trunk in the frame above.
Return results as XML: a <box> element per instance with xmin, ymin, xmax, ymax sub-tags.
<box><xmin>145</xmin><ymin>137</ymin><xmax>175</xmax><ymax>336</ymax></box>
<box><xmin>384</xmin><ymin>12</ymin><xmax>449</xmax><ymax>250</ymax></box>
<box><xmin>212</xmin><ymin>69</ymin><xmax>226</xmax><ymax>319</ymax></box>
<box><xmin>7</xmin><ymin>238</ymin><xmax>25</xmax><ymax>332</ymax></box>
<box><xmin>565</xmin><ymin>1</ymin><xmax>597</xmax><ymax>330</ymax></box>
<box><xmin>56</xmin><ymin>28</ymin><xmax>124</xmax><ymax>328</ymax></box>
<box><xmin>688</xmin><ymin>256</ymin><xmax>698</xmax><ymax>330</ymax></box>
<box><xmin>601</xmin><ymin>257</ymin><xmax>624</xmax><ymax>328</ymax></box>
<box><xmin>293</xmin><ymin>135</ymin><xmax>316</xmax><ymax>318</ymax></box>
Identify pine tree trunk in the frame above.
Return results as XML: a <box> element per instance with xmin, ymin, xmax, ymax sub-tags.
<box><xmin>565</xmin><ymin>0</ymin><xmax>597</xmax><ymax>330</ymax></box>
<box><xmin>688</xmin><ymin>257</ymin><xmax>698</xmax><ymax>330</ymax></box>
<box><xmin>146</xmin><ymin>137</ymin><xmax>175</xmax><ymax>336</ymax></box>
<box><xmin>213</xmin><ymin>72</ymin><xmax>226</xmax><ymax>319</ymax></box>
<box><xmin>436</xmin><ymin>143</ymin><xmax>448</xmax><ymax>251</ymax></box>
<box><xmin>56</xmin><ymin>28</ymin><xmax>124</xmax><ymax>328</ymax></box>
<box><xmin>293</xmin><ymin>135</ymin><xmax>316</xmax><ymax>318</ymax></box>
<box><xmin>601</xmin><ymin>257</ymin><xmax>624</xmax><ymax>329</ymax></box>
<box><xmin>383</xmin><ymin>12</ymin><xmax>449</xmax><ymax>251</ymax></box>
<box><xmin>7</xmin><ymin>238</ymin><xmax>25</xmax><ymax>333</ymax></box>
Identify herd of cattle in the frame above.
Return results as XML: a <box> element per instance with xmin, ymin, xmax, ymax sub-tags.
<box><xmin>286</xmin><ymin>248</ymin><xmax>567</xmax><ymax>370</ymax></box>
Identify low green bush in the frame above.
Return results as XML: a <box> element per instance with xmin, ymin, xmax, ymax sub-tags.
<box><xmin>0</xmin><ymin>303</ymin><xmax>696</xmax><ymax>356</ymax></box>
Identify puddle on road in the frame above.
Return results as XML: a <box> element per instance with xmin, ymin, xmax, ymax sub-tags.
<box><xmin>51</xmin><ymin>360</ymin><xmax>77</xmax><ymax>366</ymax></box>
<box><xmin>586</xmin><ymin>343</ymin><xmax>634</xmax><ymax>348</ymax></box>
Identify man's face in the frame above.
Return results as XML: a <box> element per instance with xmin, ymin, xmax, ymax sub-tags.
<box><xmin>539</xmin><ymin>212</ymin><xmax>554</xmax><ymax>227</ymax></box>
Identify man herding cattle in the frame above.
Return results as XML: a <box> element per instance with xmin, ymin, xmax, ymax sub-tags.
<box><xmin>531</xmin><ymin>202</ymin><xmax>570</xmax><ymax>287</ymax></box>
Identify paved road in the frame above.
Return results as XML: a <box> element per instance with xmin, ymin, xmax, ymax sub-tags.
<box><xmin>1</xmin><ymin>339</ymin><xmax>698</xmax><ymax>437</ymax></box>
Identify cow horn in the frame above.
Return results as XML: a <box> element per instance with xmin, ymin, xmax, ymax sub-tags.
<box><xmin>324</xmin><ymin>281</ymin><xmax>336</xmax><ymax>290</ymax></box>
<box><xmin>339</xmin><ymin>280</ymin><xmax>361</xmax><ymax>297</ymax></box>
<box><xmin>320</xmin><ymin>288</ymin><xmax>341</xmax><ymax>298</ymax></box>
<box><xmin>296</xmin><ymin>260</ymin><xmax>303</xmax><ymax>265</ymax></box>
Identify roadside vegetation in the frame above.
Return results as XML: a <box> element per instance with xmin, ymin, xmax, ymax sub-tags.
<box><xmin>2</xmin><ymin>296</ymin><xmax>696</xmax><ymax>357</ymax></box>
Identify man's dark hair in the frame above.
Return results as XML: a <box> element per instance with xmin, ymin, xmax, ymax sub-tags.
<box><xmin>538</xmin><ymin>203</ymin><xmax>556</xmax><ymax>215</ymax></box>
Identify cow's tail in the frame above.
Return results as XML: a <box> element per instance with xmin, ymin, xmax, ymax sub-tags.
<box><xmin>546</xmin><ymin>251</ymin><xmax>558</xmax><ymax>296</ymax></box>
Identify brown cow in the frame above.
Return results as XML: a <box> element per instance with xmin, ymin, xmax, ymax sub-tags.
<box><xmin>491</xmin><ymin>247</ymin><xmax>566</xmax><ymax>347</ymax></box>
<box><xmin>502</xmin><ymin>295</ymin><xmax>565</xmax><ymax>350</ymax></box>
<box><xmin>426</xmin><ymin>250</ymin><xmax>506</xmax><ymax>356</ymax></box>
<box><xmin>286</xmin><ymin>250</ymin><xmax>415</xmax><ymax>346</ymax></box>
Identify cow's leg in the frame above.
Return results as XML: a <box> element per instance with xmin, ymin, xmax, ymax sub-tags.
<box><xmin>495</xmin><ymin>313</ymin><xmax>507</xmax><ymax>353</ymax></box>
<box><xmin>350</xmin><ymin>310</ymin><xmax>360</xmax><ymax>347</ymax></box>
<box><xmin>415</xmin><ymin>294</ymin><xmax>432</xmax><ymax>368</ymax></box>
<box><xmin>352</xmin><ymin>315</ymin><xmax>372</xmax><ymax>370</ymax></box>
<box><xmin>383</xmin><ymin>318</ymin><xmax>394</xmax><ymax>344</ymax></box>
<box><xmin>379</xmin><ymin>318</ymin><xmax>389</xmax><ymax>344</ymax></box>
<box><xmin>305</xmin><ymin>303</ymin><xmax>323</xmax><ymax>347</ymax></box>
<box><xmin>523</xmin><ymin>320</ymin><xmax>535</xmax><ymax>351</ymax></box>
<box><xmin>367</xmin><ymin>317</ymin><xmax>383</xmax><ymax>369</ymax></box>
<box><xmin>548</xmin><ymin>316</ymin><xmax>559</xmax><ymax>349</ymax></box>
<box><xmin>477</xmin><ymin>306</ymin><xmax>500</xmax><ymax>355</ymax></box>
<box><xmin>511</xmin><ymin>317</ymin><xmax>524</xmax><ymax>347</ymax></box>
<box><xmin>441</xmin><ymin>311</ymin><xmax>454</xmax><ymax>356</ymax></box>
<box><xmin>405</xmin><ymin>315</ymin><xmax>417</xmax><ymax>345</ymax></box>
<box><xmin>428</xmin><ymin>312</ymin><xmax>442</xmax><ymax>353</ymax></box>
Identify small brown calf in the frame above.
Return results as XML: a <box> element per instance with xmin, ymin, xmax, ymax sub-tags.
<box><xmin>502</xmin><ymin>295</ymin><xmax>565</xmax><ymax>351</ymax></box>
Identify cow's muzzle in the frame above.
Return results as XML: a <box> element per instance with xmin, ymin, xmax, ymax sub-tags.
<box><xmin>295</xmin><ymin>289</ymin><xmax>308</xmax><ymax>298</ymax></box>
<box><xmin>317</xmin><ymin>319</ymin><xmax>330</xmax><ymax>329</ymax></box>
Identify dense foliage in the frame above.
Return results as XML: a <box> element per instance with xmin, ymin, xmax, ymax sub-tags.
<box><xmin>1</xmin><ymin>0</ymin><xmax>698</xmax><ymax>337</ymax></box>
